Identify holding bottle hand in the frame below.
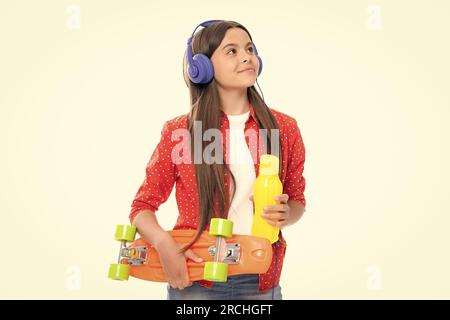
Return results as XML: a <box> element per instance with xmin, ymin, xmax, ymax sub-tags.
<box><xmin>249</xmin><ymin>193</ymin><xmax>291</xmax><ymax>230</ymax></box>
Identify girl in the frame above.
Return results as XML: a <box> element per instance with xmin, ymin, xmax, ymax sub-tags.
<box><xmin>129</xmin><ymin>20</ymin><xmax>306</xmax><ymax>300</ymax></box>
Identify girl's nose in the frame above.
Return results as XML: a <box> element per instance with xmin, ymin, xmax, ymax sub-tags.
<box><xmin>241</xmin><ymin>51</ymin><xmax>252</xmax><ymax>63</ymax></box>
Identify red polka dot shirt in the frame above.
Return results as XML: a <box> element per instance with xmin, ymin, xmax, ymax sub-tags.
<box><xmin>129</xmin><ymin>102</ymin><xmax>306</xmax><ymax>291</ymax></box>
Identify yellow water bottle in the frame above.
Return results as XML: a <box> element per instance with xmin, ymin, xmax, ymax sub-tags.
<box><xmin>251</xmin><ymin>154</ymin><xmax>283</xmax><ymax>244</ymax></box>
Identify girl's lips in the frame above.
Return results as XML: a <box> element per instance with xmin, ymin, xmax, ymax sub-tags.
<box><xmin>238</xmin><ymin>68</ymin><xmax>255</xmax><ymax>73</ymax></box>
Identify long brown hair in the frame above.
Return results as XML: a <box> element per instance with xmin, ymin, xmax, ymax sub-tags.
<box><xmin>179</xmin><ymin>20</ymin><xmax>282</xmax><ymax>253</ymax></box>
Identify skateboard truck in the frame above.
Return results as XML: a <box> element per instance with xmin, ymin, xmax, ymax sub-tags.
<box><xmin>108</xmin><ymin>225</ymin><xmax>138</xmax><ymax>280</ymax></box>
<box><xmin>120</xmin><ymin>246</ymin><xmax>147</xmax><ymax>266</ymax></box>
<box><xmin>208</xmin><ymin>243</ymin><xmax>240</xmax><ymax>264</ymax></box>
<box><xmin>202</xmin><ymin>218</ymin><xmax>234</xmax><ymax>282</ymax></box>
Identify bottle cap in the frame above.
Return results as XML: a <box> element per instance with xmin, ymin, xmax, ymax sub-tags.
<box><xmin>259</xmin><ymin>154</ymin><xmax>279</xmax><ymax>175</ymax></box>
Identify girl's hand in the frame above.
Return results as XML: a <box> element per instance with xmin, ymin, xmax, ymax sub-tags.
<box><xmin>249</xmin><ymin>194</ymin><xmax>291</xmax><ymax>229</ymax></box>
<box><xmin>155</xmin><ymin>233</ymin><xmax>203</xmax><ymax>290</ymax></box>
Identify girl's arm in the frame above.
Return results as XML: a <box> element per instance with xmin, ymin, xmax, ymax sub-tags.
<box><xmin>132</xmin><ymin>210</ymin><xmax>172</xmax><ymax>250</ymax></box>
<box><xmin>286</xmin><ymin>199</ymin><xmax>305</xmax><ymax>227</ymax></box>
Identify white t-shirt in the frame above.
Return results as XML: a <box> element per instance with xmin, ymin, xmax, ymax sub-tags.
<box><xmin>226</xmin><ymin>110</ymin><xmax>256</xmax><ymax>235</ymax></box>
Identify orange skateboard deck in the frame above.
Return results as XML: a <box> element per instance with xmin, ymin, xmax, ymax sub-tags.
<box><xmin>120</xmin><ymin>229</ymin><xmax>273</xmax><ymax>282</ymax></box>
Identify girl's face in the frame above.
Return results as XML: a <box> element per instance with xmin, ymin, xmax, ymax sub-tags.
<box><xmin>211</xmin><ymin>28</ymin><xmax>259</xmax><ymax>90</ymax></box>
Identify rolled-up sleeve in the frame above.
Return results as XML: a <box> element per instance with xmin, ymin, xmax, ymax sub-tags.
<box><xmin>283</xmin><ymin>119</ymin><xmax>306</xmax><ymax>208</ymax></box>
<box><xmin>129</xmin><ymin>121</ymin><xmax>177</xmax><ymax>224</ymax></box>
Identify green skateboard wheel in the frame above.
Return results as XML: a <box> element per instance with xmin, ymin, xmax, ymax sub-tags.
<box><xmin>108</xmin><ymin>264</ymin><xmax>130</xmax><ymax>281</ymax></box>
<box><xmin>209</xmin><ymin>218</ymin><xmax>233</xmax><ymax>238</ymax></box>
<box><xmin>203</xmin><ymin>262</ymin><xmax>228</xmax><ymax>282</ymax></box>
<box><xmin>114</xmin><ymin>225</ymin><xmax>137</xmax><ymax>242</ymax></box>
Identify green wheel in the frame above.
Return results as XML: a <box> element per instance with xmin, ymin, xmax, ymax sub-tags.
<box><xmin>209</xmin><ymin>218</ymin><xmax>233</xmax><ymax>238</ymax></box>
<box><xmin>108</xmin><ymin>264</ymin><xmax>130</xmax><ymax>281</ymax></box>
<box><xmin>114</xmin><ymin>224</ymin><xmax>136</xmax><ymax>242</ymax></box>
<box><xmin>203</xmin><ymin>262</ymin><xmax>228</xmax><ymax>282</ymax></box>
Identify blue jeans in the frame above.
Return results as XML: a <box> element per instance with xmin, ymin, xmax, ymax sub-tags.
<box><xmin>166</xmin><ymin>274</ymin><xmax>282</xmax><ymax>300</ymax></box>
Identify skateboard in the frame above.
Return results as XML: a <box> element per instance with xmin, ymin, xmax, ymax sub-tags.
<box><xmin>108</xmin><ymin>218</ymin><xmax>273</xmax><ymax>282</ymax></box>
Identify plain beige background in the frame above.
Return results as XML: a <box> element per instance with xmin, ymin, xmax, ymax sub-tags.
<box><xmin>1</xmin><ymin>0</ymin><xmax>449</xmax><ymax>299</ymax></box>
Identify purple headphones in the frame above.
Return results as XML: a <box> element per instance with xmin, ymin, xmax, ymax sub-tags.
<box><xmin>187</xmin><ymin>19</ymin><xmax>263</xmax><ymax>84</ymax></box>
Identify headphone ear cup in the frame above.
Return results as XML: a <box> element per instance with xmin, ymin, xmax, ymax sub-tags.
<box><xmin>257</xmin><ymin>55</ymin><xmax>263</xmax><ymax>77</ymax></box>
<box><xmin>189</xmin><ymin>53</ymin><xmax>214</xmax><ymax>84</ymax></box>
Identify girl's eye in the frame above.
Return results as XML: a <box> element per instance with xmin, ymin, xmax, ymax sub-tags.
<box><xmin>227</xmin><ymin>47</ymin><xmax>255</xmax><ymax>55</ymax></box>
